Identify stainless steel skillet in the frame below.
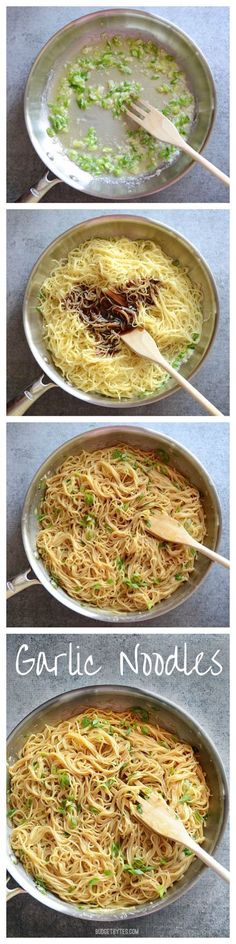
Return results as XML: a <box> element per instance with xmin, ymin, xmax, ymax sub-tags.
<box><xmin>17</xmin><ymin>9</ymin><xmax>216</xmax><ymax>203</ymax></box>
<box><xmin>7</xmin><ymin>425</ymin><xmax>221</xmax><ymax>623</ymax></box>
<box><xmin>7</xmin><ymin>214</ymin><xmax>219</xmax><ymax>416</ymax></box>
<box><xmin>7</xmin><ymin>685</ymin><xmax>228</xmax><ymax>921</ymax></box>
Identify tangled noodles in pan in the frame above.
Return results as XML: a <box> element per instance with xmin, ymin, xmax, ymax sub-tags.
<box><xmin>8</xmin><ymin>707</ymin><xmax>209</xmax><ymax>909</ymax></box>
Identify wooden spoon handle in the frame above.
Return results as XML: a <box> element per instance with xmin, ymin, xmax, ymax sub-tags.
<box><xmin>189</xmin><ymin>838</ymin><xmax>230</xmax><ymax>883</ymax></box>
<box><xmin>192</xmin><ymin>540</ymin><xmax>230</xmax><ymax>569</ymax></box>
<box><xmin>156</xmin><ymin>356</ymin><xmax>223</xmax><ymax>416</ymax></box>
<box><xmin>180</xmin><ymin>141</ymin><xmax>230</xmax><ymax>187</ymax></box>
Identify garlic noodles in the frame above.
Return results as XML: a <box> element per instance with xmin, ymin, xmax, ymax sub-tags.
<box><xmin>36</xmin><ymin>444</ymin><xmax>205</xmax><ymax>613</ymax></box>
<box><xmin>8</xmin><ymin>707</ymin><xmax>209</xmax><ymax>909</ymax></box>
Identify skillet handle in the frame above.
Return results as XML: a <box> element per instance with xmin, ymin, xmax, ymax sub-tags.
<box><xmin>7</xmin><ymin>569</ymin><xmax>40</xmax><ymax>599</ymax></box>
<box><xmin>7</xmin><ymin>375</ymin><xmax>57</xmax><ymax>415</ymax></box>
<box><xmin>16</xmin><ymin>170</ymin><xmax>60</xmax><ymax>203</ymax></box>
<box><xmin>7</xmin><ymin>886</ymin><xmax>26</xmax><ymax>902</ymax></box>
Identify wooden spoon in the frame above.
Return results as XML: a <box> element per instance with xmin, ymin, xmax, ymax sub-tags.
<box><xmin>122</xmin><ymin>328</ymin><xmax>223</xmax><ymax>416</ymax></box>
<box><xmin>134</xmin><ymin>794</ymin><xmax>229</xmax><ymax>883</ymax></box>
<box><xmin>146</xmin><ymin>511</ymin><xmax>230</xmax><ymax>569</ymax></box>
<box><xmin>126</xmin><ymin>98</ymin><xmax>230</xmax><ymax>188</ymax></box>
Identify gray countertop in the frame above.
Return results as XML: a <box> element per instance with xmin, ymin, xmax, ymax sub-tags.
<box><xmin>6</xmin><ymin>632</ymin><xmax>229</xmax><ymax>937</ymax></box>
<box><xmin>7</xmin><ymin>208</ymin><xmax>229</xmax><ymax>416</ymax></box>
<box><xmin>7</xmin><ymin>7</ymin><xmax>229</xmax><ymax>204</ymax></box>
<box><xmin>7</xmin><ymin>421</ymin><xmax>229</xmax><ymax>628</ymax></box>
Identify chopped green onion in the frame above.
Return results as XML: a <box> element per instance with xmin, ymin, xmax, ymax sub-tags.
<box><xmin>112</xmin><ymin>449</ymin><xmax>128</xmax><ymax>460</ymax></box>
<box><xmin>35</xmin><ymin>877</ymin><xmax>47</xmax><ymax>893</ymax></box>
<box><xmin>81</xmin><ymin>716</ymin><xmax>91</xmax><ymax>728</ymax></box>
<box><xmin>156</xmin><ymin>884</ymin><xmax>166</xmax><ymax>898</ymax></box>
<box><xmin>123</xmin><ymin>863</ymin><xmax>151</xmax><ymax>876</ymax></box>
<box><xmin>101</xmin><ymin>778</ymin><xmax>116</xmax><ymax>789</ymax></box>
<box><xmin>111</xmin><ymin>841</ymin><xmax>120</xmax><ymax>856</ymax></box>
<box><xmin>124</xmin><ymin>575</ymin><xmax>146</xmax><ymax>589</ymax></box>
<box><xmin>84</xmin><ymin>491</ymin><xmax>94</xmax><ymax>505</ymax></box>
<box><xmin>68</xmin><ymin>816</ymin><xmax>77</xmax><ymax>829</ymax></box>
<box><xmin>194</xmin><ymin>810</ymin><xmax>203</xmax><ymax>823</ymax></box>
<box><xmin>132</xmin><ymin>706</ymin><xmax>149</xmax><ymax>722</ymax></box>
<box><xmin>58</xmin><ymin>771</ymin><xmax>70</xmax><ymax>788</ymax></box>
<box><xmin>116</xmin><ymin>556</ymin><xmax>125</xmax><ymax>570</ymax></box>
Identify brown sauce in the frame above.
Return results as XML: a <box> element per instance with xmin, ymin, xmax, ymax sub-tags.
<box><xmin>62</xmin><ymin>279</ymin><xmax>161</xmax><ymax>355</ymax></box>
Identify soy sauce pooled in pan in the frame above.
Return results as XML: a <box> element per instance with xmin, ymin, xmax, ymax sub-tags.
<box><xmin>62</xmin><ymin>279</ymin><xmax>161</xmax><ymax>355</ymax></box>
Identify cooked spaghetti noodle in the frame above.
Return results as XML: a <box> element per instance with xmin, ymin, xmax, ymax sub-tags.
<box><xmin>38</xmin><ymin>238</ymin><xmax>203</xmax><ymax>400</ymax></box>
<box><xmin>8</xmin><ymin>707</ymin><xmax>210</xmax><ymax>909</ymax></box>
<box><xmin>36</xmin><ymin>444</ymin><xmax>205</xmax><ymax>612</ymax></box>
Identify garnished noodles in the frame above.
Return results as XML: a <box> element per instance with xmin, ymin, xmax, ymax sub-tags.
<box><xmin>36</xmin><ymin>444</ymin><xmax>205</xmax><ymax>612</ymax></box>
<box><xmin>39</xmin><ymin>237</ymin><xmax>203</xmax><ymax>400</ymax></box>
<box><xmin>8</xmin><ymin>707</ymin><xmax>210</xmax><ymax>909</ymax></box>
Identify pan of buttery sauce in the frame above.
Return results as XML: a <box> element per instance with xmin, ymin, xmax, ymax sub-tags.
<box><xmin>23</xmin><ymin>9</ymin><xmax>216</xmax><ymax>200</ymax></box>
